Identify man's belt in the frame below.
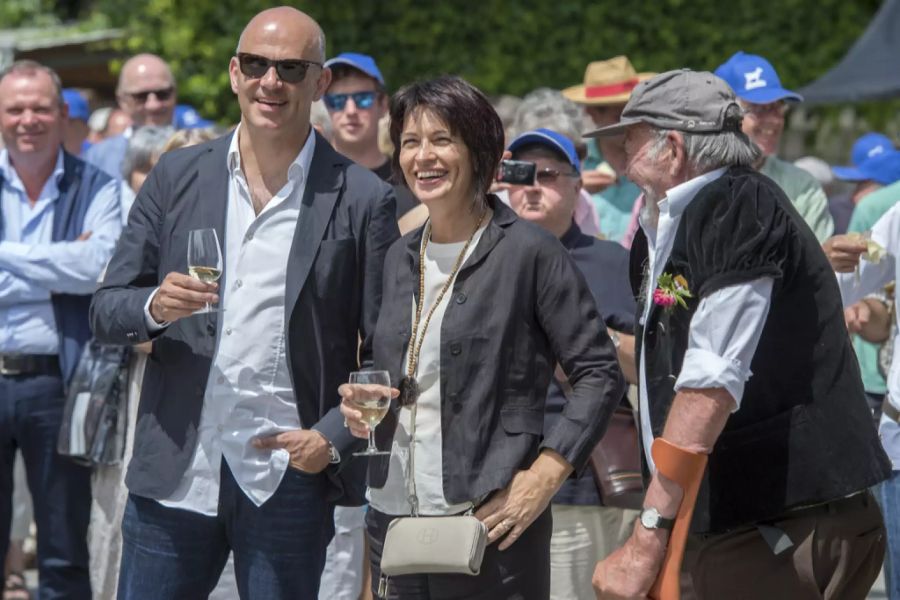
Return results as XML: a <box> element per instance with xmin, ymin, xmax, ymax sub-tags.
<box><xmin>883</xmin><ymin>397</ymin><xmax>900</xmax><ymax>424</ymax></box>
<box><xmin>0</xmin><ymin>354</ymin><xmax>61</xmax><ymax>377</ymax></box>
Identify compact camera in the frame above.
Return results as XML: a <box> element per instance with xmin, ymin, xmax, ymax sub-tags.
<box><xmin>498</xmin><ymin>160</ymin><xmax>537</xmax><ymax>186</ymax></box>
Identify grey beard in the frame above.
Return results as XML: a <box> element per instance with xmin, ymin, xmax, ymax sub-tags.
<box><xmin>640</xmin><ymin>191</ymin><xmax>661</xmax><ymax>229</ymax></box>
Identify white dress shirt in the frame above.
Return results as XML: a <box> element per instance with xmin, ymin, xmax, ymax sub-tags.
<box><xmin>638</xmin><ymin>167</ymin><xmax>773</xmax><ymax>470</ymax></box>
<box><xmin>147</xmin><ymin>126</ymin><xmax>315</xmax><ymax>515</ymax></box>
<box><xmin>836</xmin><ymin>201</ymin><xmax>900</xmax><ymax>414</ymax></box>
<box><xmin>369</xmin><ymin>224</ymin><xmax>487</xmax><ymax>516</ymax></box>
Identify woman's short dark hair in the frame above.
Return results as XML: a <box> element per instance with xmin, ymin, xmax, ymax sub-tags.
<box><xmin>390</xmin><ymin>75</ymin><xmax>504</xmax><ymax>202</ymax></box>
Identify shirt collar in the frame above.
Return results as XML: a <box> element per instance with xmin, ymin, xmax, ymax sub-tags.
<box><xmin>227</xmin><ymin>124</ymin><xmax>316</xmax><ymax>186</ymax></box>
<box><xmin>0</xmin><ymin>148</ymin><xmax>66</xmax><ymax>194</ymax></box>
<box><xmin>662</xmin><ymin>166</ymin><xmax>728</xmax><ymax>218</ymax></box>
<box><xmin>560</xmin><ymin>221</ymin><xmax>583</xmax><ymax>249</ymax></box>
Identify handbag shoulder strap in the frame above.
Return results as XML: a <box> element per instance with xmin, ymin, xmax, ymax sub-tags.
<box><xmin>406</xmin><ymin>403</ymin><xmax>420</xmax><ymax>516</ymax></box>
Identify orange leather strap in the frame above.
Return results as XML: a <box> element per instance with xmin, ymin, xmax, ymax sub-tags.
<box><xmin>648</xmin><ymin>438</ymin><xmax>708</xmax><ymax>600</ymax></box>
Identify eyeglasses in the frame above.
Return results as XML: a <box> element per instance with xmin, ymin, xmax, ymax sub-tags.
<box><xmin>236</xmin><ymin>53</ymin><xmax>322</xmax><ymax>84</ymax></box>
<box><xmin>535</xmin><ymin>168</ymin><xmax>579</xmax><ymax>184</ymax></box>
<box><xmin>126</xmin><ymin>87</ymin><xmax>174</xmax><ymax>104</ymax></box>
<box><xmin>323</xmin><ymin>91</ymin><xmax>378</xmax><ymax>111</ymax></box>
<box><xmin>741</xmin><ymin>100</ymin><xmax>789</xmax><ymax>118</ymax></box>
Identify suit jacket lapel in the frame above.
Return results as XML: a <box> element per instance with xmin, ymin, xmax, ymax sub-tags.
<box><xmin>196</xmin><ymin>134</ymin><xmax>231</xmax><ymax>268</ymax></box>
<box><xmin>285</xmin><ymin>133</ymin><xmax>344</xmax><ymax>318</ymax></box>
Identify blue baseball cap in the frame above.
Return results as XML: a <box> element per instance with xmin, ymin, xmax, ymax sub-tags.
<box><xmin>834</xmin><ymin>148</ymin><xmax>900</xmax><ymax>185</ymax></box>
<box><xmin>713</xmin><ymin>51</ymin><xmax>803</xmax><ymax>104</ymax></box>
<box><xmin>507</xmin><ymin>128</ymin><xmax>581</xmax><ymax>173</ymax></box>
<box><xmin>323</xmin><ymin>52</ymin><xmax>385</xmax><ymax>86</ymax></box>
<box><xmin>174</xmin><ymin>104</ymin><xmax>213</xmax><ymax>129</ymax></box>
<box><xmin>62</xmin><ymin>89</ymin><xmax>89</xmax><ymax>122</ymax></box>
<box><xmin>832</xmin><ymin>133</ymin><xmax>895</xmax><ymax>180</ymax></box>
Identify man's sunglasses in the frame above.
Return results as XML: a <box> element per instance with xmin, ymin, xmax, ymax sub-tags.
<box><xmin>126</xmin><ymin>87</ymin><xmax>174</xmax><ymax>104</ymax></box>
<box><xmin>535</xmin><ymin>168</ymin><xmax>579</xmax><ymax>184</ymax></box>
<box><xmin>237</xmin><ymin>53</ymin><xmax>322</xmax><ymax>84</ymax></box>
<box><xmin>323</xmin><ymin>92</ymin><xmax>378</xmax><ymax>112</ymax></box>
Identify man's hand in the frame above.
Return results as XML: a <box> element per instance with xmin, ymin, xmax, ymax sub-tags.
<box><xmin>475</xmin><ymin>450</ymin><xmax>571</xmax><ymax>550</ymax></box>
<box><xmin>845</xmin><ymin>302</ymin><xmax>872</xmax><ymax>334</ymax></box>
<box><xmin>149</xmin><ymin>272</ymin><xmax>218</xmax><ymax>324</ymax></box>
<box><xmin>252</xmin><ymin>429</ymin><xmax>332</xmax><ymax>474</ymax></box>
<box><xmin>822</xmin><ymin>235</ymin><xmax>867</xmax><ymax>272</ymax></box>
<box><xmin>77</xmin><ymin>231</ymin><xmax>92</xmax><ymax>241</ymax></box>
<box><xmin>592</xmin><ymin>521</ymin><xmax>666</xmax><ymax>600</ymax></box>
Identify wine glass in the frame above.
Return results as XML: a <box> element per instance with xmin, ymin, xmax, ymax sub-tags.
<box><xmin>187</xmin><ymin>228</ymin><xmax>223</xmax><ymax>313</ymax></box>
<box><xmin>349</xmin><ymin>370</ymin><xmax>392</xmax><ymax>457</ymax></box>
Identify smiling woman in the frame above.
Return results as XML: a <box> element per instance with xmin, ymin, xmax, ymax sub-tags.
<box><xmin>338</xmin><ymin>75</ymin><xmax>625</xmax><ymax>599</ymax></box>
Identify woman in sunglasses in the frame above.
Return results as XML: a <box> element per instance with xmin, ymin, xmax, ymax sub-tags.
<box><xmin>339</xmin><ymin>75</ymin><xmax>624</xmax><ymax>599</ymax></box>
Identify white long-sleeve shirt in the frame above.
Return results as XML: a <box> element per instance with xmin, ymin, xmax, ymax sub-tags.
<box><xmin>146</xmin><ymin>127</ymin><xmax>315</xmax><ymax>515</ymax></box>
<box><xmin>638</xmin><ymin>167</ymin><xmax>773</xmax><ymax>471</ymax></box>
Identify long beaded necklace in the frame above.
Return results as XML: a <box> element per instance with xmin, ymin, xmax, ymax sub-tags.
<box><xmin>397</xmin><ymin>210</ymin><xmax>488</xmax><ymax>407</ymax></box>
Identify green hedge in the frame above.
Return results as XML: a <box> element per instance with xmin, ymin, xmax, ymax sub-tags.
<box><xmin>83</xmin><ymin>0</ymin><xmax>883</xmax><ymax>125</ymax></box>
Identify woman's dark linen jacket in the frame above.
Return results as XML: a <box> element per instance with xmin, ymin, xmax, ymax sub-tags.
<box><xmin>369</xmin><ymin>197</ymin><xmax>626</xmax><ymax>506</ymax></box>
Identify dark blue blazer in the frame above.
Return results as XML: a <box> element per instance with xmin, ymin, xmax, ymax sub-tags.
<box><xmin>90</xmin><ymin>132</ymin><xmax>399</xmax><ymax>505</ymax></box>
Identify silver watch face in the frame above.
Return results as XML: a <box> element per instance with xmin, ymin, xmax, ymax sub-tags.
<box><xmin>641</xmin><ymin>507</ymin><xmax>660</xmax><ymax>529</ymax></box>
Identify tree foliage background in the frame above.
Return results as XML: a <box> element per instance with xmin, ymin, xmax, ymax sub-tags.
<box><xmin>58</xmin><ymin>0</ymin><xmax>882</xmax><ymax>126</ymax></box>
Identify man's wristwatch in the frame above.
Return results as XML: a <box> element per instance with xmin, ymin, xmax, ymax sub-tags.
<box><xmin>327</xmin><ymin>443</ymin><xmax>341</xmax><ymax>464</ymax></box>
<box><xmin>640</xmin><ymin>507</ymin><xmax>675</xmax><ymax>531</ymax></box>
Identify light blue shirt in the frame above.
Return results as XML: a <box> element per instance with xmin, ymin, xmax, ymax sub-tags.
<box><xmin>0</xmin><ymin>149</ymin><xmax>121</xmax><ymax>354</ymax></box>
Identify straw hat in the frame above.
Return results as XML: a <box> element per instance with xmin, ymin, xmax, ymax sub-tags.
<box><xmin>563</xmin><ymin>56</ymin><xmax>655</xmax><ymax>106</ymax></box>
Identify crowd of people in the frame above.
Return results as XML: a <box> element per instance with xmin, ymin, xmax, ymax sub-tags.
<box><xmin>1</xmin><ymin>5</ymin><xmax>899</xmax><ymax>600</ymax></box>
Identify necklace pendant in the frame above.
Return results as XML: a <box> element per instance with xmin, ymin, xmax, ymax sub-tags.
<box><xmin>398</xmin><ymin>376</ymin><xmax>420</xmax><ymax>407</ymax></box>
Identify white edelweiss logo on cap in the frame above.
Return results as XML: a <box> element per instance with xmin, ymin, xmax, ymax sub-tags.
<box><xmin>868</xmin><ymin>145</ymin><xmax>886</xmax><ymax>158</ymax></box>
<box><xmin>744</xmin><ymin>67</ymin><xmax>767</xmax><ymax>91</ymax></box>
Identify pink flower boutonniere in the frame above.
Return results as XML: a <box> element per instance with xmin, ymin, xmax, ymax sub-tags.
<box><xmin>653</xmin><ymin>273</ymin><xmax>692</xmax><ymax>310</ymax></box>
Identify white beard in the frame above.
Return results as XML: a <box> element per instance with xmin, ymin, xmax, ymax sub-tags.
<box><xmin>640</xmin><ymin>190</ymin><xmax>662</xmax><ymax>229</ymax></box>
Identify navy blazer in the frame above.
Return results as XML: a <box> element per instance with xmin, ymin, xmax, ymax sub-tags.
<box><xmin>90</xmin><ymin>131</ymin><xmax>399</xmax><ymax>505</ymax></box>
<box><xmin>369</xmin><ymin>198</ymin><xmax>625</xmax><ymax>505</ymax></box>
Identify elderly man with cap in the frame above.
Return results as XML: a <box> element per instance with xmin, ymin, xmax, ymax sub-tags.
<box><xmin>587</xmin><ymin>69</ymin><xmax>888</xmax><ymax>600</ymax></box>
<box><xmin>506</xmin><ymin>128</ymin><xmax>638</xmax><ymax>600</ymax></box>
<box><xmin>84</xmin><ymin>53</ymin><xmax>177</xmax><ymax>178</ymax></box>
<box><xmin>322</xmin><ymin>52</ymin><xmax>417</xmax><ymax>219</ymax></box>
<box><xmin>564</xmin><ymin>56</ymin><xmax>649</xmax><ymax>244</ymax></box>
<box><xmin>714</xmin><ymin>51</ymin><xmax>834</xmax><ymax>243</ymax></box>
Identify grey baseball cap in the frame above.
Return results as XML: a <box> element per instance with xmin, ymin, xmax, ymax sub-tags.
<box><xmin>584</xmin><ymin>69</ymin><xmax>742</xmax><ymax>138</ymax></box>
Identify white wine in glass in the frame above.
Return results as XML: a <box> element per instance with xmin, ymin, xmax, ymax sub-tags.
<box><xmin>187</xmin><ymin>228</ymin><xmax>223</xmax><ymax>313</ymax></box>
<box><xmin>349</xmin><ymin>370</ymin><xmax>392</xmax><ymax>457</ymax></box>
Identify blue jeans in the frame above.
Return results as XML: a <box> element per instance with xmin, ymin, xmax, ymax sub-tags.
<box><xmin>0</xmin><ymin>373</ymin><xmax>92</xmax><ymax>600</ymax></box>
<box><xmin>118</xmin><ymin>459</ymin><xmax>335</xmax><ymax>599</ymax></box>
<box><xmin>879</xmin><ymin>471</ymin><xmax>900</xmax><ymax>600</ymax></box>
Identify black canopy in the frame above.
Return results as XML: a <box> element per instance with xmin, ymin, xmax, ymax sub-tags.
<box><xmin>799</xmin><ymin>0</ymin><xmax>900</xmax><ymax>104</ymax></box>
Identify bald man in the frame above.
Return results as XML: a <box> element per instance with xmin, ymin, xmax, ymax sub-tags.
<box><xmin>84</xmin><ymin>53</ymin><xmax>177</xmax><ymax>180</ymax></box>
<box><xmin>90</xmin><ymin>7</ymin><xmax>399</xmax><ymax>598</ymax></box>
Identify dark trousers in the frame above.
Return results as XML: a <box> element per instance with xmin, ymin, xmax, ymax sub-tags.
<box><xmin>118</xmin><ymin>459</ymin><xmax>335</xmax><ymax>599</ymax></box>
<box><xmin>0</xmin><ymin>373</ymin><xmax>92</xmax><ymax>600</ymax></box>
<box><xmin>680</xmin><ymin>491</ymin><xmax>885</xmax><ymax>600</ymax></box>
<box><xmin>366</xmin><ymin>507</ymin><xmax>552</xmax><ymax>600</ymax></box>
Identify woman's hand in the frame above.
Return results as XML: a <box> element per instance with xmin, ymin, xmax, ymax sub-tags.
<box><xmin>338</xmin><ymin>383</ymin><xmax>399</xmax><ymax>440</ymax></box>
<box><xmin>475</xmin><ymin>449</ymin><xmax>572</xmax><ymax>550</ymax></box>
<box><xmin>822</xmin><ymin>235</ymin><xmax>867</xmax><ymax>272</ymax></box>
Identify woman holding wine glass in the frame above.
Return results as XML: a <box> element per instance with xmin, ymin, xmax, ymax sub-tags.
<box><xmin>339</xmin><ymin>76</ymin><xmax>625</xmax><ymax>599</ymax></box>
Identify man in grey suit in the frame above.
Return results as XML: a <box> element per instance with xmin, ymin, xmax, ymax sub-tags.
<box><xmin>89</xmin><ymin>7</ymin><xmax>398</xmax><ymax>599</ymax></box>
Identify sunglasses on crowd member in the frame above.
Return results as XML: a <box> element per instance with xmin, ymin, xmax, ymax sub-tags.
<box><xmin>126</xmin><ymin>87</ymin><xmax>175</xmax><ymax>104</ymax></box>
<box><xmin>236</xmin><ymin>53</ymin><xmax>322</xmax><ymax>84</ymax></box>
<box><xmin>535</xmin><ymin>167</ymin><xmax>579</xmax><ymax>184</ymax></box>
<box><xmin>322</xmin><ymin>91</ymin><xmax>378</xmax><ymax>112</ymax></box>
